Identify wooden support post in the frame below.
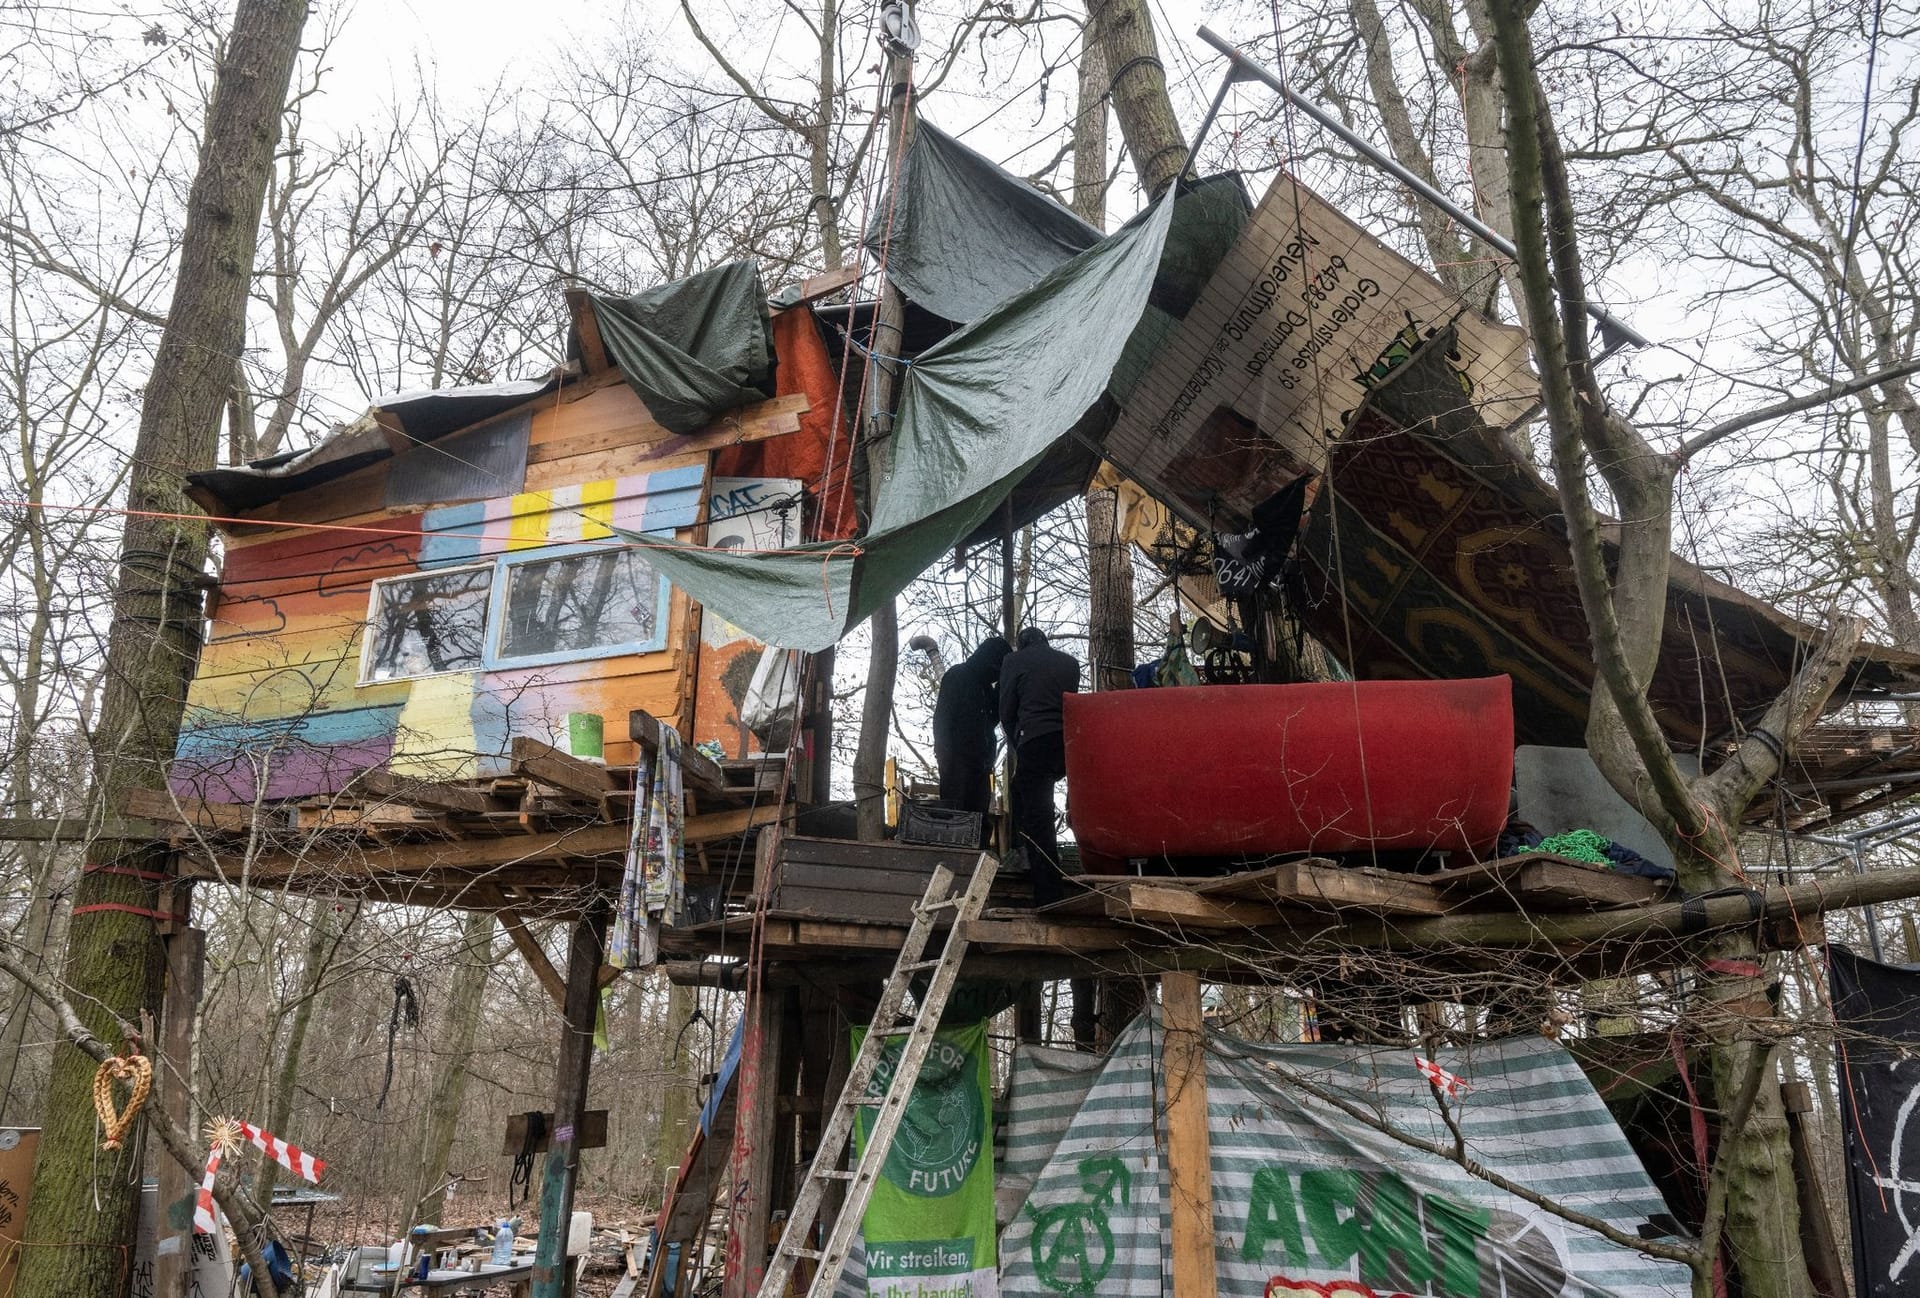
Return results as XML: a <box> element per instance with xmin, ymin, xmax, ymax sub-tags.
<box><xmin>1016</xmin><ymin>984</ymin><xmax>1044</xmax><ymax>1044</ymax></box>
<box><xmin>771</xmin><ymin>989</ymin><xmax>804</xmax><ymax>1213</ymax></box>
<box><xmin>722</xmin><ymin>978</ymin><xmax>785</xmax><ymax>1298</ymax></box>
<box><xmin>1781</xmin><ymin>1081</ymin><xmax>1848</xmax><ymax>1298</ymax></box>
<box><xmin>153</xmin><ymin>922</ymin><xmax>204</xmax><ymax>1298</ymax></box>
<box><xmin>1161</xmin><ymin>972</ymin><xmax>1218</xmax><ymax>1298</ymax></box>
<box><xmin>531</xmin><ymin>900</ymin><xmax>608</xmax><ymax>1298</ymax></box>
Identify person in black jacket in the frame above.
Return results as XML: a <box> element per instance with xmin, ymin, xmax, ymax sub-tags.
<box><xmin>931</xmin><ymin>636</ymin><xmax>1010</xmax><ymax>817</ymax></box>
<box><xmin>998</xmin><ymin>627</ymin><xmax>1080</xmax><ymax>903</ymax></box>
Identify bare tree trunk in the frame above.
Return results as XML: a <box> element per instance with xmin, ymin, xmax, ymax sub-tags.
<box><xmin>1483</xmin><ymin>3</ymin><xmax>1847</xmax><ymax>1292</ymax></box>
<box><xmin>1087</xmin><ymin>0</ymin><xmax>1188</xmax><ymax>198</ymax></box>
<box><xmin>408</xmin><ymin>909</ymin><xmax>496</xmax><ymax>1228</ymax></box>
<box><xmin>14</xmin><ymin>3</ymin><xmax>308</xmax><ymax>1295</ymax></box>
<box><xmin>852</xmin><ymin>43</ymin><xmax>917</xmax><ymax>843</ymax></box>
<box><xmin>652</xmin><ymin>978</ymin><xmax>699</xmax><ymax>1184</ymax></box>
<box><xmin>255</xmin><ymin>899</ymin><xmax>347</xmax><ymax>1205</ymax></box>
<box><xmin>1347</xmin><ymin>0</ymin><xmax>1472</xmax><ymax>301</ymax></box>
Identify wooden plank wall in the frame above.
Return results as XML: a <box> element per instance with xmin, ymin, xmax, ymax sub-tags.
<box><xmin>173</xmin><ymin>382</ymin><xmax>795</xmax><ymax>803</ymax></box>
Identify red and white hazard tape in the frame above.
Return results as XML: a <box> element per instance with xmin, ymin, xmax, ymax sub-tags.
<box><xmin>193</xmin><ymin>1118</ymin><xmax>325</xmax><ymax>1234</ymax></box>
<box><xmin>1413</xmin><ymin>1055</ymin><xmax>1468</xmax><ymax>1099</ymax></box>
<box><xmin>238</xmin><ymin>1120</ymin><xmax>325</xmax><ymax>1184</ymax></box>
<box><xmin>193</xmin><ymin>1144</ymin><xmax>225</xmax><ymax>1234</ymax></box>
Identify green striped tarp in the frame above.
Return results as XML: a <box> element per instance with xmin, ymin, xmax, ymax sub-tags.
<box><xmin>996</xmin><ymin>1012</ymin><xmax>1691</xmax><ymax>1298</ymax></box>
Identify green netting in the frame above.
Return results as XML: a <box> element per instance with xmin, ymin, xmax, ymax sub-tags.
<box><xmin>590</xmin><ymin>259</ymin><xmax>777</xmax><ymax>435</ymax></box>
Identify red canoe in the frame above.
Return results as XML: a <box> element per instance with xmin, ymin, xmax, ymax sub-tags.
<box><xmin>1063</xmin><ymin>677</ymin><xmax>1513</xmax><ymax>864</ymax></box>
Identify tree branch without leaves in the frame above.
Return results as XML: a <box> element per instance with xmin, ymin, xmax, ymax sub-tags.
<box><xmin>0</xmin><ymin>942</ymin><xmax>279</xmax><ymax>1298</ymax></box>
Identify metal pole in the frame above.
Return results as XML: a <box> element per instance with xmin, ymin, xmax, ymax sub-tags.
<box><xmin>1182</xmin><ymin>72</ymin><xmax>1236</xmax><ymax>180</ymax></box>
<box><xmin>1195</xmin><ymin>25</ymin><xmax>1651</xmax><ymax>352</ymax></box>
<box><xmin>1854</xmin><ymin>839</ymin><xmax>1887</xmax><ymax>962</ymax></box>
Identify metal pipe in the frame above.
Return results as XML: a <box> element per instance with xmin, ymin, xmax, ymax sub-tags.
<box><xmin>1855</xmin><ymin>839</ymin><xmax>1887</xmax><ymax>961</ymax></box>
<box><xmin>1195</xmin><ymin>25</ymin><xmax>1652</xmax><ymax>352</ymax></box>
<box><xmin>1183</xmin><ymin>72</ymin><xmax>1236</xmax><ymax>182</ymax></box>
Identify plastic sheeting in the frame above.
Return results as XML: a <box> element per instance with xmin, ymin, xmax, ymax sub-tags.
<box><xmin>863</xmin><ymin>122</ymin><xmax>1101</xmax><ymax>324</ymax></box>
<box><xmin>995</xmin><ymin>1014</ymin><xmax>1690</xmax><ymax>1298</ymax></box>
<box><xmin>632</xmin><ymin>189</ymin><xmax>1180</xmax><ymax>652</ymax></box>
<box><xmin>590</xmin><ymin>259</ymin><xmax>778</xmax><ymax>435</ymax></box>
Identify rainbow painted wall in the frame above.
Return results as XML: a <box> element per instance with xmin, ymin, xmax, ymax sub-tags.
<box><xmin>175</xmin><ymin>466</ymin><xmax>706</xmax><ymax>803</ymax></box>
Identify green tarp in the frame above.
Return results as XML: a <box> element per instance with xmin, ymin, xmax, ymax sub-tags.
<box><xmin>863</xmin><ymin>122</ymin><xmax>1101</xmax><ymax>324</ymax></box>
<box><xmin>589</xmin><ymin>259</ymin><xmax>777</xmax><ymax>435</ymax></box>
<box><xmin>632</xmin><ymin>187</ymin><xmax>1181</xmax><ymax>651</ymax></box>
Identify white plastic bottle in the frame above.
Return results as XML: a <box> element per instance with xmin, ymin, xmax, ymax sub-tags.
<box><xmin>489</xmin><ymin>1219</ymin><xmax>515</xmax><ymax>1267</ymax></box>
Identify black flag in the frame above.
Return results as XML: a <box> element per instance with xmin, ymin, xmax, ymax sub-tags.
<box><xmin>1828</xmin><ymin>944</ymin><xmax>1920</xmax><ymax>1297</ymax></box>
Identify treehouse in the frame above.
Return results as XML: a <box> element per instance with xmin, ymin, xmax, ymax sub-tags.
<box><xmin>143</xmin><ymin>91</ymin><xmax>1920</xmax><ymax>1298</ymax></box>
<box><xmin>162</xmin><ymin>263</ymin><xmax>861</xmax><ymax>900</ymax></box>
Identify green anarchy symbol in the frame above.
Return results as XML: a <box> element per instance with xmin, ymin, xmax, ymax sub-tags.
<box><xmin>1028</xmin><ymin>1201</ymin><xmax>1114</xmax><ymax>1295</ymax></box>
<box><xmin>1026</xmin><ymin>1157</ymin><xmax>1132</xmax><ymax>1295</ymax></box>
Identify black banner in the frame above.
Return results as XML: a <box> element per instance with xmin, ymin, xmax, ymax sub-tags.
<box><xmin>1829</xmin><ymin>944</ymin><xmax>1920</xmax><ymax>1297</ymax></box>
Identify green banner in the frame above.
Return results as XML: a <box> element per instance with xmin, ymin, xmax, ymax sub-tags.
<box><xmin>852</xmin><ymin>1020</ymin><xmax>997</xmax><ymax>1298</ymax></box>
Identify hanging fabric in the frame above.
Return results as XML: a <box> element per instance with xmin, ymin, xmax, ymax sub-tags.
<box><xmin>610</xmin><ymin>723</ymin><xmax>688</xmax><ymax>968</ymax></box>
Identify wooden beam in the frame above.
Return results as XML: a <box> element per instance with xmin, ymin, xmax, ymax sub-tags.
<box><xmin>501</xmin><ymin>911</ymin><xmax>568</xmax><ymax>1010</ymax></box>
<box><xmin>195</xmin><ymin>821</ymin><xmax>635</xmax><ymax>880</ymax></box>
<box><xmin>511</xmin><ymin>737</ymin><xmax>617</xmax><ymax>802</ymax></box>
<box><xmin>153</xmin><ymin>921</ymin><xmax>205</xmax><ymax>1298</ymax></box>
<box><xmin>1782</xmin><ymin>1081</ymin><xmax>1849</xmax><ymax>1298</ymax></box>
<box><xmin>723</xmin><ymin>981</ymin><xmax>785</xmax><ymax>1298</ymax></box>
<box><xmin>532</xmin><ymin>900</ymin><xmax>608</xmax><ymax>1298</ymax></box>
<box><xmin>187</xmin><ymin>804</ymin><xmax>777</xmax><ymax>885</ymax></box>
<box><xmin>782</xmin><ymin>265</ymin><xmax>860</xmax><ymax>307</ymax></box>
<box><xmin>1095</xmin><ymin>879</ymin><xmax>1289</xmax><ymax>929</ymax></box>
<box><xmin>502</xmin><ymin>1109</ymin><xmax>609</xmax><ymax>1155</ymax></box>
<box><xmin>629</xmin><ymin>710</ymin><xmax>729</xmax><ymax>796</ymax></box>
<box><xmin>124</xmin><ymin>787</ymin><xmax>266</xmax><ymax>833</ymax></box>
<box><xmin>1161</xmin><ymin>972</ymin><xmax>1218</xmax><ymax>1298</ymax></box>
<box><xmin>1427</xmin><ymin>853</ymin><xmax>1667</xmax><ymax>910</ymax></box>
<box><xmin>686</xmin><ymin>802</ymin><xmax>790</xmax><ymax>843</ymax></box>
<box><xmin>356</xmin><ymin>768</ymin><xmax>503</xmax><ymax>815</ymax></box>
<box><xmin>565</xmin><ymin>288</ymin><xmax>612</xmax><ymax>374</ymax></box>
<box><xmin>1198</xmin><ymin>858</ymin><xmax>1450</xmax><ymax>916</ymax></box>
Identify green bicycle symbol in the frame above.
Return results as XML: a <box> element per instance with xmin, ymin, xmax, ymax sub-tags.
<box><xmin>1027</xmin><ymin>1156</ymin><xmax>1132</xmax><ymax>1296</ymax></box>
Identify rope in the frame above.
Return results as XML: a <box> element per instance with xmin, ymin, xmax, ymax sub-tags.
<box><xmin>376</xmin><ymin>974</ymin><xmax>419</xmax><ymax>1111</ymax></box>
<box><xmin>1534</xmin><ymin>828</ymin><xmax>1612</xmax><ymax>867</ymax></box>
<box><xmin>91</xmin><ymin>1054</ymin><xmax>152</xmax><ymax>1151</ymax></box>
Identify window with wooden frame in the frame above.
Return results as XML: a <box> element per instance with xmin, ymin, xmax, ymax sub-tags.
<box><xmin>359</xmin><ymin>565</ymin><xmax>493</xmax><ymax>683</ymax></box>
<box><xmin>357</xmin><ymin>543</ymin><xmax>671</xmax><ymax>685</ymax></box>
<box><xmin>491</xmin><ymin>543</ymin><xmax>669</xmax><ymax>667</ymax></box>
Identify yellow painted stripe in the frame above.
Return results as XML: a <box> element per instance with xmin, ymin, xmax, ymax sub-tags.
<box><xmin>579</xmin><ymin>479</ymin><xmax>616</xmax><ymax>540</ymax></box>
<box><xmin>508</xmin><ymin>490</ymin><xmax>549</xmax><ymax>551</ymax></box>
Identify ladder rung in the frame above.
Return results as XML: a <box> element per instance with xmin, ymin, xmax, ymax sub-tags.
<box><xmin>787</xmin><ymin>1247</ymin><xmax>823</xmax><ymax>1261</ymax></box>
<box><xmin>896</xmin><ymin>959</ymin><xmax>942</xmax><ymax>973</ymax></box>
<box><xmin>917</xmin><ymin>895</ymin><xmax>964</xmax><ymax>911</ymax></box>
<box><xmin>816</xmin><ymin>1168</ymin><xmax>855</xmax><ymax>1180</ymax></box>
<box><xmin>846</xmin><ymin>1095</ymin><xmax>885</xmax><ymax>1106</ymax></box>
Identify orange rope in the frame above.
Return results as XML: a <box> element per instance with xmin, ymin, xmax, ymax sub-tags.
<box><xmin>0</xmin><ymin>497</ymin><xmax>861</xmax><ymax>558</ymax></box>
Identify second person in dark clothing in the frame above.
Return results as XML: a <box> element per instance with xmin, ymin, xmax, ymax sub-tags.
<box><xmin>931</xmin><ymin>635</ymin><xmax>1010</xmax><ymax>816</ymax></box>
<box><xmin>998</xmin><ymin>626</ymin><xmax>1080</xmax><ymax>904</ymax></box>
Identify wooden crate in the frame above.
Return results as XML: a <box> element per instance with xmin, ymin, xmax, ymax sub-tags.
<box><xmin>766</xmin><ymin>836</ymin><xmax>982</xmax><ymax>925</ymax></box>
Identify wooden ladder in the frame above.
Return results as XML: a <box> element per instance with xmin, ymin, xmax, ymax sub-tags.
<box><xmin>754</xmin><ymin>851</ymin><xmax>999</xmax><ymax>1298</ymax></box>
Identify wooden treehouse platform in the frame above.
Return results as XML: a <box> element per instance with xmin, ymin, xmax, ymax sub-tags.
<box><xmin>138</xmin><ymin>703</ymin><xmax>1839</xmax><ymax>993</ymax></box>
<box><xmin>661</xmin><ymin>833</ymin><xmax>1828</xmax><ymax>994</ymax></box>
<box><xmin>145</xmin><ymin>712</ymin><xmax>790</xmax><ymax>914</ymax></box>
